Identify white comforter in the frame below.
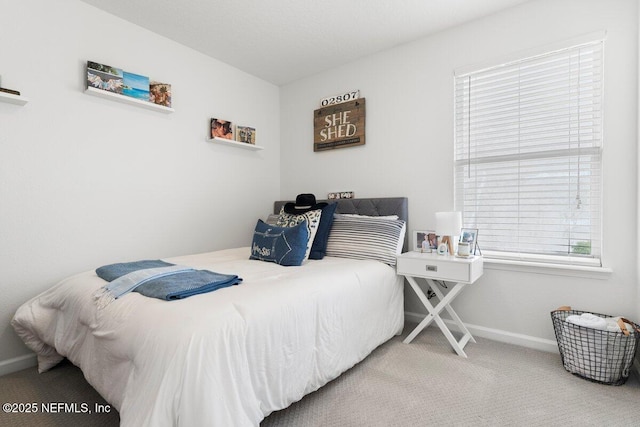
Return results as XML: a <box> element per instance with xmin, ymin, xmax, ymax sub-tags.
<box><xmin>12</xmin><ymin>247</ymin><xmax>404</xmax><ymax>426</ymax></box>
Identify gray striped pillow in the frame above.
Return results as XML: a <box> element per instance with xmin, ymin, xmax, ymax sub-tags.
<box><xmin>325</xmin><ymin>216</ymin><xmax>406</xmax><ymax>266</ymax></box>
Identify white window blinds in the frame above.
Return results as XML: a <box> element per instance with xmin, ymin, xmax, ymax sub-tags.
<box><xmin>454</xmin><ymin>40</ymin><xmax>603</xmax><ymax>265</ymax></box>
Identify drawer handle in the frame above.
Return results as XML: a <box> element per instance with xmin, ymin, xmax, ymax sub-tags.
<box><xmin>426</xmin><ymin>265</ymin><xmax>437</xmax><ymax>272</ymax></box>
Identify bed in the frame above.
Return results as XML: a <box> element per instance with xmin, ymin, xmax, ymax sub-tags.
<box><xmin>12</xmin><ymin>197</ymin><xmax>408</xmax><ymax>426</ymax></box>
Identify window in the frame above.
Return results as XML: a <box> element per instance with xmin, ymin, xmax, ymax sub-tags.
<box><xmin>454</xmin><ymin>39</ymin><xmax>603</xmax><ymax>266</ymax></box>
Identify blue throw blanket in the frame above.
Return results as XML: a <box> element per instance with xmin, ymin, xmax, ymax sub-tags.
<box><xmin>94</xmin><ymin>260</ymin><xmax>242</xmax><ymax>307</ymax></box>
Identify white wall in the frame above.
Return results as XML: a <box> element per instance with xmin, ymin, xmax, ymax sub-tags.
<box><xmin>280</xmin><ymin>0</ymin><xmax>639</xmax><ymax>346</ymax></box>
<box><xmin>0</xmin><ymin>0</ymin><xmax>280</xmax><ymax>366</ymax></box>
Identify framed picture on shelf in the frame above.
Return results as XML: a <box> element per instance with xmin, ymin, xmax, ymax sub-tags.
<box><xmin>86</xmin><ymin>61</ymin><xmax>123</xmax><ymax>94</ymax></box>
<box><xmin>236</xmin><ymin>125</ymin><xmax>256</xmax><ymax>144</ymax></box>
<box><xmin>412</xmin><ymin>230</ymin><xmax>438</xmax><ymax>252</ymax></box>
<box><xmin>149</xmin><ymin>81</ymin><xmax>171</xmax><ymax>107</ymax></box>
<box><xmin>210</xmin><ymin>118</ymin><xmax>234</xmax><ymax>140</ymax></box>
<box><xmin>122</xmin><ymin>71</ymin><xmax>150</xmax><ymax>101</ymax></box>
<box><xmin>459</xmin><ymin>228</ymin><xmax>478</xmax><ymax>255</ymax></box>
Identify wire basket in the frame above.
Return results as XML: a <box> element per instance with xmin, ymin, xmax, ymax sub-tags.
<box><xmin>551</xmin><ymin>308</ymin><xmax>640</xmax><ymax>385</ymax></box>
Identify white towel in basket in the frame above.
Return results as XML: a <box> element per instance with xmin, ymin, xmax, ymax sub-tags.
<box><xmin>565</xmin><ymin>313</ymin><xmax>630</xmax><ymax>332</ymax></box>
<box><xmin>566</xmin><ymin>313</ymin><xmax>607</xmax><ymax>330</ymax></box>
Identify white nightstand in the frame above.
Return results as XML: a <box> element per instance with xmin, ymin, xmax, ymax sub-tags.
<box><xmin>397</xmin><ymin>251</ymin><xmax>483</xmax><ymax>357</ymax></box>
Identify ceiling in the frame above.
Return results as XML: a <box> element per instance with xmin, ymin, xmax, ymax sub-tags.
<box><xmin>79</xmin><ymin>0</ymin><xmax>533</xmax><ymax>86</ymax></box>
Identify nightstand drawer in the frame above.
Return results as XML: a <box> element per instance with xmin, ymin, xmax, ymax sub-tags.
<box><xmin>396</xmin><ymin>252</ymin><xmax>483</xmax><ymax>284</ymax></box>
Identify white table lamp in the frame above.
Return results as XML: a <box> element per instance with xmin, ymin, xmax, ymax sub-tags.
<box><xmin>436</xmin><ymin>211</ymin><xmax>462</xmax><ymax>255</ymax></box>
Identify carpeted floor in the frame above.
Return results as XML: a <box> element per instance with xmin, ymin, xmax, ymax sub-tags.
<box><xmin>1</xmin><ymin>323</ymin><xmax>639</xmax><ymax>426</ymax></box>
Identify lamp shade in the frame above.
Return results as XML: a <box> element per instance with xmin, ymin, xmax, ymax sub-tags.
<box><xmin>435</xmin><ymin>211</ymin><xmax>462</xmax><ymax>236</ymax></box>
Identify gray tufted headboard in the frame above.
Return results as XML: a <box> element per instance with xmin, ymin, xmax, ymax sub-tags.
<box><xmin>274</xmin><ymin>197</ymin><xmax>409</xmax><ymax>251</ymax></box>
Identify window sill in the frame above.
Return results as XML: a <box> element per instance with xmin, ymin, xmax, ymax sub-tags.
<box><xmin>483</xmin><ymin>257</ymin><xmax>612</xmax><ymax>280</ymax></box>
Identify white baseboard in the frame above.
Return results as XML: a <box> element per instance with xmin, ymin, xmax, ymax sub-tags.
<box><xmin>404</xmin><ymin>310</ymin><xmax>559</xmax><ymax>353</ymax></box>
<box><xmin>0</xmin><ymin>353</ymin><xmax>37</xmax><ymax>377</ymax></box>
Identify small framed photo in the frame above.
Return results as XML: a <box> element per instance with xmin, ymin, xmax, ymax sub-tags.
<box><xmin>149</xmin><ymin>81</ymin><xmax>171</xmax><ymax>107</ymax></box>
<box><xmin>412</xmin><ymin>230</ymin><xmax>438</xmax><ymax>252</ymax></box>
<box><xmin>459</xmin><ymin>228</ymin><xmax>478</xmax><ymax>255</ymax></box>
<box><xmin>236</xmin><ymin>125</ymin><xmax>256</xmax><ymax>144</ymax></box>
<box><xmin>327</xmin><ymin>191</ymin><xmax>355</xmax><ymax>200</ymax></box>
<box><xmin>210</xmin><ymin>118</ymin><xmax>234</xmax><ymax>140</ymax></box>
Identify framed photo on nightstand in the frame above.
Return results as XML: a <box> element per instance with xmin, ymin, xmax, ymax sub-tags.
<box><xmin>459</xmin><ymin>228</ymin><xmax>478</xmax><ymax>255</ymax></box>
<box><xmin>412</xmin><ymin>230</ymin><xmax>438</xmax><ymax>252</ymax></box>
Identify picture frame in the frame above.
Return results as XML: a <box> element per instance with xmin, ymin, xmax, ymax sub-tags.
<box><xmin>327</xmin><ymin>191</ymin><xmax>354</xmax><ymax>200</ymax></box>
<box><xmin>236</xmin><ymin>125</ymin><xmax>256</xmax><ymax>144</ymax></box>
<box><xmin>86</xmin><ymin>61</ymin><xmax>123</xmax><ymax>94</ymax></box>
<box><xmin>459</xmin><ymin>228</ymin><xmax>479</xmax><ymax>255</ymax></box>
<box><xmin>122</xmin><ymin>71</ymin><xmax>150</xmax><ymax>101</ymax></box>
<box><xmin>412</xmin><ymin>230</ymin><xmax>438</xmax><ymax>252</ymax></box>
<box><xmin>149</xmin><ymin>81</ymin><xmax>171</xmax><ymax>107</ymax></box>
<box><xmin>210</xmin><ymin>118</ymin><xmax>234</xmax><ymax>140</ymax></box>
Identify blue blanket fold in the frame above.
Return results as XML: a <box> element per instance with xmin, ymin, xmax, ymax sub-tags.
<box><xmin>94</xmin><ymin>260</ymin><xmax>242</xmax><ymax>305</ymax></box>
<box><xmin>96</xmin><ymin>260</ymin><xmax>174</xmax><ymax>282</ymax></box>
<box><xmin>135</xmin><ymin>270</ymin><xmax>242</xmax><ymax>301</ymax></box>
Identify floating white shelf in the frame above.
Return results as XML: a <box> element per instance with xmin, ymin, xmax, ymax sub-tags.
<box><xmin>84</xmin><ymin>86</ymin><xmax>174</xmax><ymax>113</ymax></box>
<box><xmin>0</xmin><ymin>91</ymin><xmax>29</xmax><ymax>106</ymax></box>
<box><xmin>208</xmin><ymin>137</ymin><xmax>263</xmax><ymax>151</ymax></box>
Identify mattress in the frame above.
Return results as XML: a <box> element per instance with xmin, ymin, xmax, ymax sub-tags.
<box><xmin>12</xmin><ymin>247</ymin><xmax>404</xmax><ymax>426</ymax></box>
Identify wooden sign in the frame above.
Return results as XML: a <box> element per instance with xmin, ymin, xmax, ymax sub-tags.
<box><xmin>314</xmin><ymin>98</ymin><xmax>366</xmax><ymax>152</ymax></box>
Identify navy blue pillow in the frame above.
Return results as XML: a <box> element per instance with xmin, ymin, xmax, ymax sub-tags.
<box><xmin>250</xmin><ymin>219</ymin><xmax>308</xmax><ymax>266</ymax></box>
<box><xmin>308</xmin><ymin>202</ymin><xmax>338</xmax><ymax>260</ymax></box>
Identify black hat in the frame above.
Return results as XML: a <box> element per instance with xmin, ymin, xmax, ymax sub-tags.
<box><xmin>284</xmin><ymin>194</ymin><xmax>328</xmax><ymax>214</ymax></box>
